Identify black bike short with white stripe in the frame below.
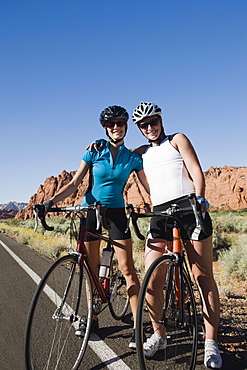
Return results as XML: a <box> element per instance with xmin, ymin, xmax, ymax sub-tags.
<box><xmin>84</xmin><ymin>207</ymin><xmax>131</xmax><ymax>242</ymax></box>
<box><xmin>149</xmin><ymin>195</ymin><xmax>212</xmax><ymax>242</ymax></box>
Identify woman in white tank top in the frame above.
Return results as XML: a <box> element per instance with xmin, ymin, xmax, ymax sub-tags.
<box><xmin>132</xmin><ymin>102</ymin><xmax>222</xmax><ymax>368</ymax></box>
<box><xmin>142</xmin><ymin>135</ymin><xmax>196</xmax><ymax>206</ymax></box>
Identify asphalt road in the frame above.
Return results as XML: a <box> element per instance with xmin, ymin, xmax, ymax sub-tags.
<box><xmin>0</xmin><ymin>232</ymin><xmax>246</xmax><ymax>370</ymax></box>
<box><xmin>0</xmin><ymin>232</ymin><xmax>140</xmax><ymax>370</ymax></box>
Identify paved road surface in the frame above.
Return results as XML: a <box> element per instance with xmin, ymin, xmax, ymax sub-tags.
<box><xmin>0</xmin><ymin>232</ymin><xmax>246</xmax><ymax>369</ymax></box>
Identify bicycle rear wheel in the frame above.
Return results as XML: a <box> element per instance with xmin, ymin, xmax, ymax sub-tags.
<box><xmin>108</xmin><ymin>257</ymin><xmax>129</xmax><ymax>320</ymax></box>
<box><xmin>136</xmin><ymin>255</ymin><xmax>198</xmax><ymax>370</ymax></box>
<box><xmin>25</xmin><ymin>254</ymin><xmax>93</xmax><ymax>370</ymax></box>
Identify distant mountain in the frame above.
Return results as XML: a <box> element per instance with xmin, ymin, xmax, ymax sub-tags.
<box><xmin>0</xmin><ymin>201</ymin><xmax>28</xmax><ymax>211</ymax></box>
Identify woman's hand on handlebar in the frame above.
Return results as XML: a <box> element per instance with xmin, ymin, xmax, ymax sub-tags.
<box><xmin>33</xmin><ymin>201</ymin><xmax>55</xmax><ymax>231</ymax></box>
<box><xmin>33</xmin><ymin>200</ymin><xmax>53</xmax><ymax>219</ymax></box>
<box><xmin>196</xmin><ymin>196</ymin><xmax>210</xmax><ymax>213</ymax></box>
<box><xmin>42</xmin><ymin>199</ymin><xmax>54</xmax><ymax>213</ymax></box>
<box><xmin>35</xmin><ymin>200</ymin><xmax>54</xmax><ymax>219</ymax></box>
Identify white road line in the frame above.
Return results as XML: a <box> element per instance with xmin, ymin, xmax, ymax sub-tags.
<box><xmin>89</xmin><ymin>333</ymin><xmax>130</xmax><ymax>369</ymax></box>
<box><xmin>0</xmin><ymin>239</ymin><xmax>131</xmax><ymax>370</ymax></box>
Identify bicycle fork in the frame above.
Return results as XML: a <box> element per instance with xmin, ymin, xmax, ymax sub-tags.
<box><xmin>52</xmin><ymin>253</ymin><xmax>84</xmax><ymax>324</ymax></box>
<box><xmin>159</xmin><ymin>226</ymin><xmax>187</xmax><ymax>329</ymax></box>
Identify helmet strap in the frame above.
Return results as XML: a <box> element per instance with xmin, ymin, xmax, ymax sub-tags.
<box><xmin>105</xmin><ymin>129</ymin><xmax>127</xmax><ymax>144</ymax></box>
<box><xmin>105</xmin><ymin>126</ymin><xmax>127</xmax><ymax>144</ymax></box>
<box><xmin>110</xmin><ymin>137</ymin><xmax>124</xmax><ymax>144</ymax></box>
<box><xmin>148</xmin><ymin>128</ymin><xmax>166</xmax><ymax>144</ymax></box>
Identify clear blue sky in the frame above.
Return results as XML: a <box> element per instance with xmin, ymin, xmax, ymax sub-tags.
<box><xmin>1</xmin><ymin>0</ymin><xmax>246</xmax><ymax>204</ymax></box>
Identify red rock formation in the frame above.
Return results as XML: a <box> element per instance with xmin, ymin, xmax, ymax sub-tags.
<box><xmin>16</xmin><ymin>170</ymin><xmax>152</xmax><ymax>220</ymax></box>
<box><xmin>16</xmin><ymin>166</ymin><xmax>247</xmax><ymax>220</ymax></box>
<box><xmin>205</xmin><ymin>166</ymin><xmax>247</xmax><ymax>210</ymax></box>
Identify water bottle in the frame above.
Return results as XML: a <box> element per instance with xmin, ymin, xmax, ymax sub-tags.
<box><xmin>99</xmin><ymin>246</ymin><xmax>112</xmax><ymax>278</ymax></box>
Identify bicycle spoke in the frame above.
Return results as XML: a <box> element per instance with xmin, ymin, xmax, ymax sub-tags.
<box><xmin>108</xmin><ymin>258</ymin><xmax>129</xmax><ymax>320</ymax></box>
<box><xmin>25</xmin><ymin>255</ymin><xmax>93</xmax><ymax>370</ymax></box>
<box><xmin>136</xmin><ymin>255</ymin><xmax>198</xmax><ymax>370</ymax></box>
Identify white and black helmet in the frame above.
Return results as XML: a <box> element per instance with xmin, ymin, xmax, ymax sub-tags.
<box><xmin>132</xmin><ymin>102</ymin><xmax>162</xmax><ymax>124</ymax></box>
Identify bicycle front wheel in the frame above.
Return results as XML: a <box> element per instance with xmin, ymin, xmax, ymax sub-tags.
<box><xmin>108</xmin><ymin>257</ymin><xmax>129</xmax><ymax>320</ymax></box>
<box><xmin>25</xmin><ymin>254</ymin><xmax>93</xmax><ymax>370</ymax></box>
<box><xmin>136</xmin><ymin>255</ymin><xmax>198</xmax><ymax>370</ymax></box>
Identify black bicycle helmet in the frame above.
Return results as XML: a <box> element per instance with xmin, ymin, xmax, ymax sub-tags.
<box><xmin>100</xmin><ymin>105</ymin><xmax>129</xmax><ymax>126</ymax></box>
<box><xmin>132</xmin><ymin>102</ymin><xmax>162</xmax><ymax>125</ymax></box>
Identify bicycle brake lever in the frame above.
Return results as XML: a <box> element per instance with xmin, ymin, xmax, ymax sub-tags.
<box><xmin>33</xmin><ymin>204</ymin><xmax>54</xmax><ymax>231</ymax></box>
<box><xmin>34</xmin><ymin>208</ymin><xmax>39</xmax><ymax>231</ymax></box>
<box><xmin>125</xmin><ymin>204</ymin><xmax>145</xmax><ymax>240</ymax></box>
<box><xmin>95</xmin><ymin>202</ymin><xmax>101</xmax><ymax>230</ymax></box>
<box><xmin>188</xmin><ymin>194</ymin><xmax>200</xmax><ymax>226</ymax></box>
<box><xmin>125</xmin><ymin>204</ymin><xmax>133</xmax><ymax>233</ymax></box>
<box><xmin>95</xmin><ymin>202</ymin><xmax>111</xmax><ymax>230</ymax></box>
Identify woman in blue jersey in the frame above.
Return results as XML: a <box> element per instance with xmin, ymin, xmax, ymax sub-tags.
<box><xmin>42</xmin><ymin>105</ymin><xmax>149</xmax><ymax>349</ymax></box>
<box><xmin>132</xmin><ymin>102</ymin><xmax>222</xmax><ymax>368</ymax></box>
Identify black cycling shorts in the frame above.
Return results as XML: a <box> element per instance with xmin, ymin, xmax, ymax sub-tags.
<box><xmin>84</xmin><ymin>207</ymin><xmax>131</xmax><ymax>242</ymax></box>
<box><xmin>149</xmin><ymin>195</ymin><xmax>212</xmax><ymax>241</ymax></box>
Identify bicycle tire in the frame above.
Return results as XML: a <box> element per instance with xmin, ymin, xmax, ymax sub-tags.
<box><xmin>25</xmin><ymin>254</ymin><xmax>93</xmax><ymax>370</ymax></box>
<box><xmin>136</xmin><ymin>254</ymin><xmax>198</xmax><ymax>370</ymax></box>
<box><xmin>108</xmin><ymin>257</ymin><xmax>130</xmax><ymax>320</ymax></box>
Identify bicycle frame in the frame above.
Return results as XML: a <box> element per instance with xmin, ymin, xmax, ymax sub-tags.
<box><xmin>33</xmin><ymin>202</ymin><xmax>132</xmax><ymax>314</ymax></box>
<box><xmin>46</xmin><ymin>209</ymin><xmax>129</xmax><ymax>310</ymax></box>
<box><xmin>75</xmin><ymin>218</ymin><xmax>107</xmax><ymax>304</ymax></box>
<box><xmin>133</xmin><ymin>197</ymin><xmax>201</xmax><ymax>369</ymax></box>
<box><xmin>81</xmin><ymin>221</ymin><xmax>129</xmax><ymax>301</ymax></box>
<box><xmin>26</xmin><ymin>202</ymin><xmax>131</xmax><ymax>370</ymax></box>
<box><xmin>163</xmin><ymin>223</ymin><xmax>193</xmax><ymax>327</ymax></box>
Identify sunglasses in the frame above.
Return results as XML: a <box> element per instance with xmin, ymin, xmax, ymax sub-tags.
<box><xmin>139</xmin><ymin>117</ymin><xmax>160</xmax><ymax>130</ymax></box>
<box><xmin>104</xmin><ymin>120</ymin><xmax>127</xmax><ymax>128</ymax></box>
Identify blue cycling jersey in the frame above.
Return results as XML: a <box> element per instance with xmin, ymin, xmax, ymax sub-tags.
<box><xmin>81</xmin><ymin>142</ymin><xmax>143</xmax><ymax>208</ymax></box>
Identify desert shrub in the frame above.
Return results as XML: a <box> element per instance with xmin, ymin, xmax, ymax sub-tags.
<box><xmin>16</xmin><ymin>228</ymin><xmax>36</xmax><ymax>245</ymax></box>
<box><xmin>0</xmin><ymin>223</ymin><xmax>20</xmax><ymax>237</ymax></box>
<box><xmin>134</xmin><ymin>254</ymin><xmax>145</xmax><ymax>281</ymax></box>
<box><xmin>28</xmin><ymin>233</ymin><xmax>70</xmax><ymax>259</ymax></box>
<box><xmin>211</xmin><ymin>212</ymin><xmax>247</xmax><ymax>234</ymax></box>
<box><xmin>2</xmin><ymin>218</ymin><xmax>22</xmax><ymax>227</ymax></box>
<box><xmin>210</xmin><ymin>212</ymin><xmax>247</xmax><ymax>260</ymax></box>
<box><xmin>0</xmin><ymin>220</ymin><xmax>72</xmax><ymax>259</ymax></box>
<box><xmin>219</xmin><ymin>234</ymin><xmax>247</xmax><ymax>280</ymax></box>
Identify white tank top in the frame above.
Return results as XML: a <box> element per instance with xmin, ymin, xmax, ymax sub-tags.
<box><xmin>143</xmin><ymin>136</ymin><xmax>195</xmax><ymax>206</ymax></box>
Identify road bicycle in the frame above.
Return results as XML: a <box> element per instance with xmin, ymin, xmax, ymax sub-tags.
<box><xmin>25</xmin><ymin>202</ymin><xmax>130</xmax><ymax>370</ymax></box>
<box><xmin>127</xmin><ymin>194</ymin><xmax>209</xmax><ymax>370</ymax></box>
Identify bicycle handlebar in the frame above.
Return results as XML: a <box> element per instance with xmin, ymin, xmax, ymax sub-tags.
<box><xmin>33</xmin><ymin>202</ymin><xmax>111</xmax><ymax>232</ymax></box>
<box><xmin>126</xmin><ymin>204</ymin><xmax>146</xmax><ymax>241</ymax></box>
<box><xmin>34</xmin><ymin>194</ymin><xmax>209</xmax><ymax>239</ymax></box>
<box><xmin>126</xmin><ymin>193</ymin><xmax>210</xmax><ymax>240</ymax></box>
